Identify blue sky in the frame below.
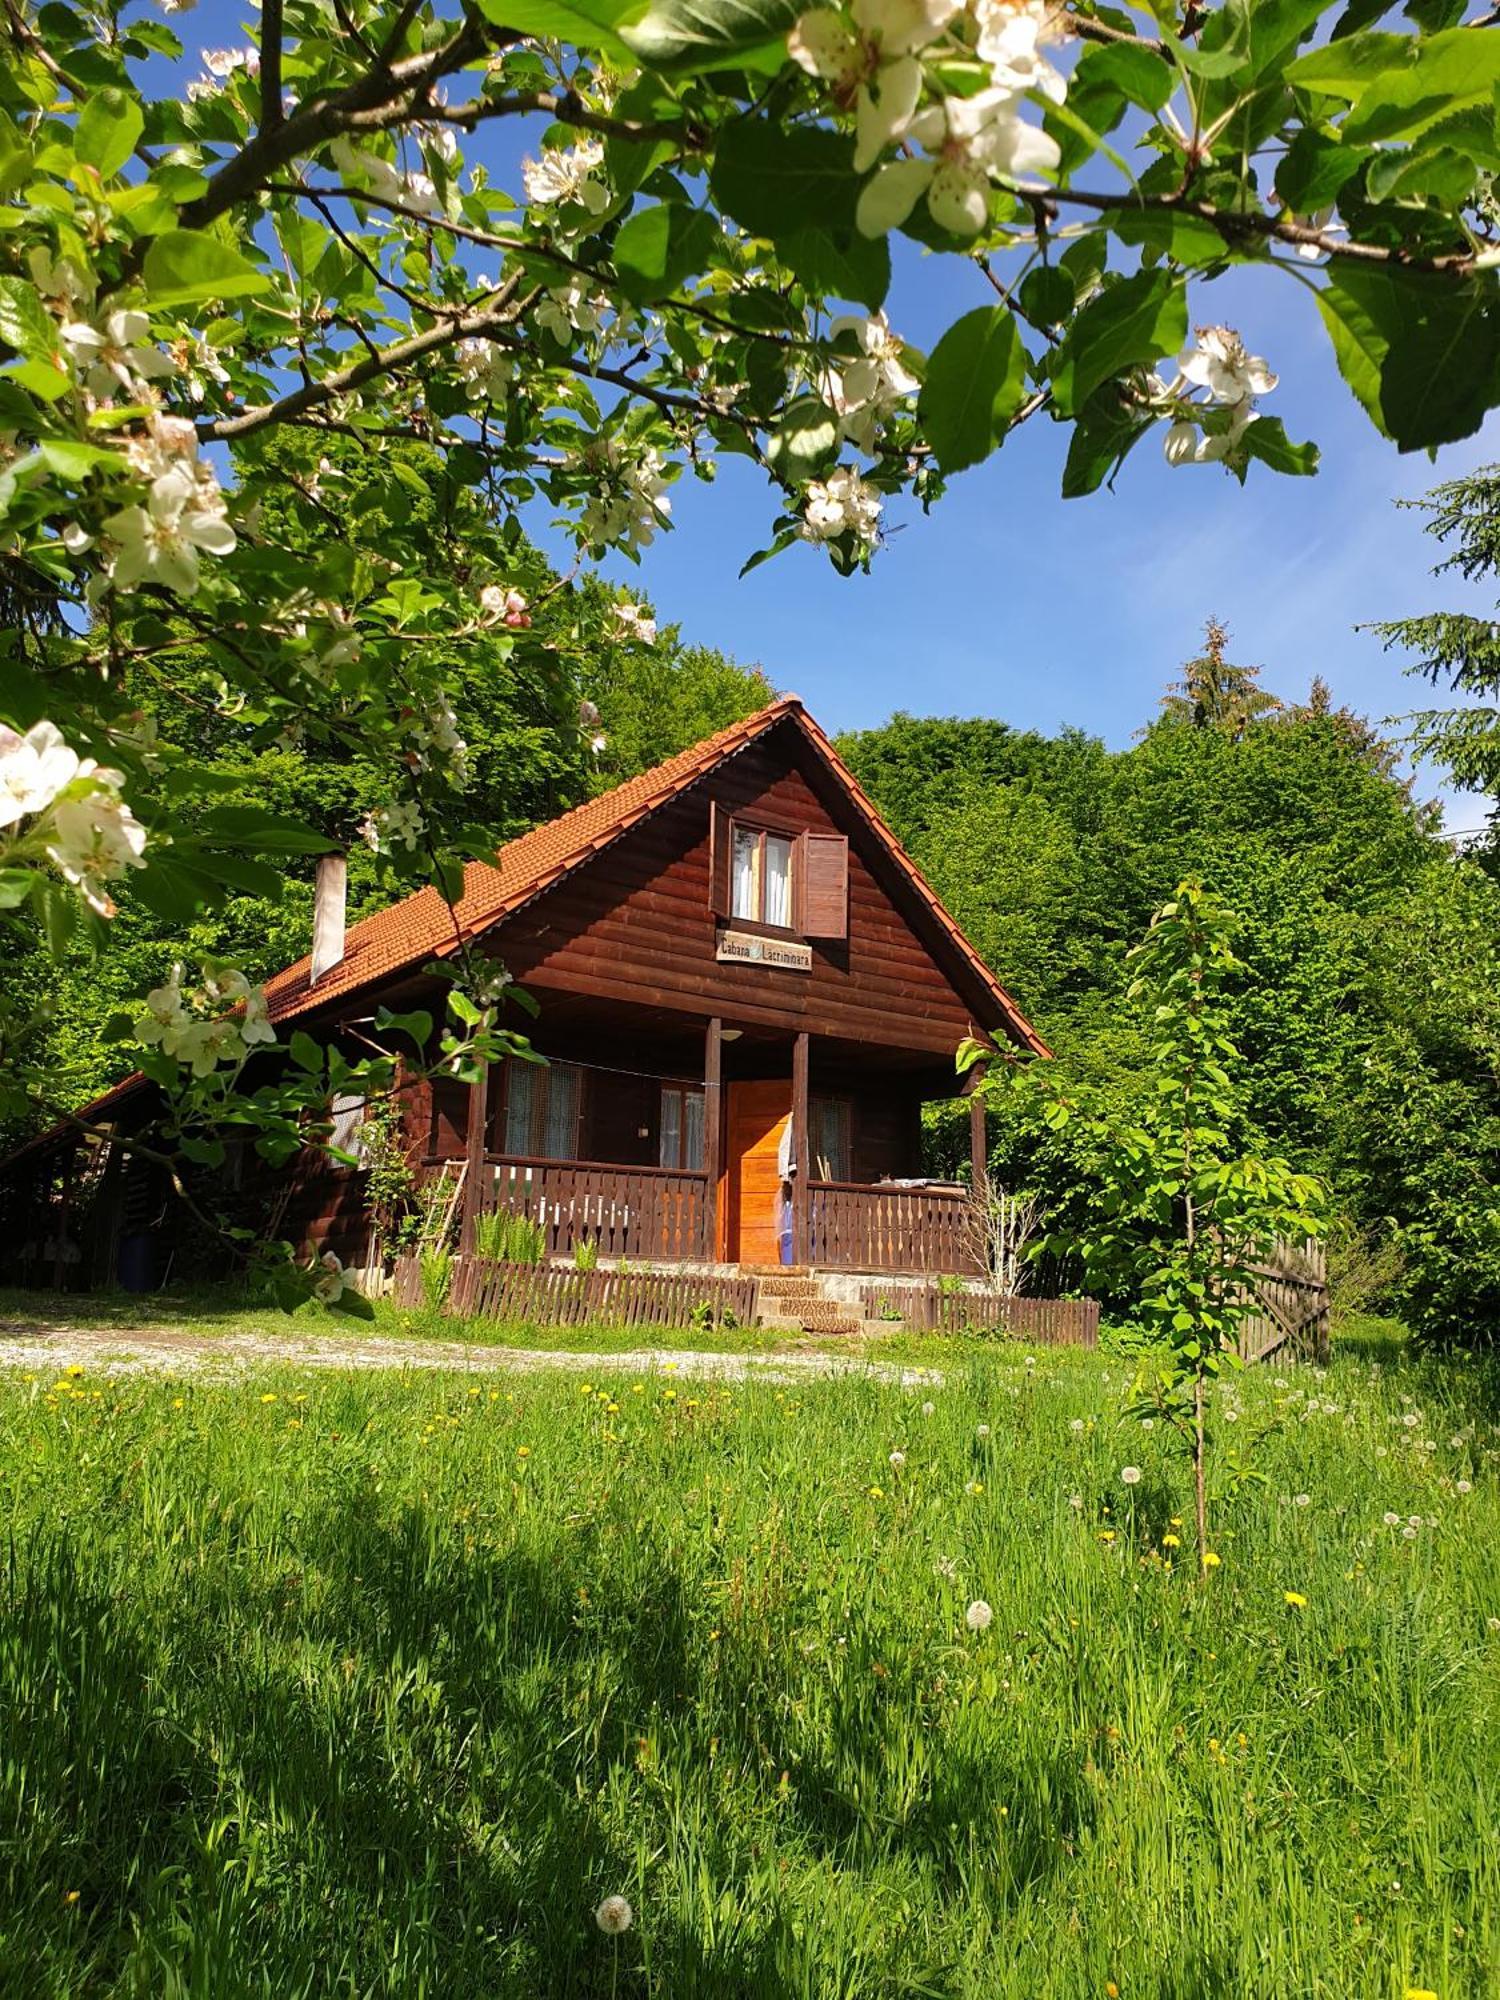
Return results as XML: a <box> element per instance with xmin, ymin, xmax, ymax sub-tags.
<box><xmin>171</xmin><ymin>8</ymin><xmax>1499</xmax><ymax>829</ymax></box>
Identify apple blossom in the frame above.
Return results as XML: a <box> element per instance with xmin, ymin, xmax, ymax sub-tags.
<box><xmin>790</xmin><ymin>0</ymin><xmax>961</xmax><ymax>172</ymax></box>
<box><xmin>312</xmin><ymin>1250</ymin><xmax>350</xmax><ymax>1304</ymax></box>
<box><xmin>972</xmin><ymin>0</ymin><xmax>1066</xmax><ymax>101</ymax></box>
<box><xmin>573</xmin><ymin>440</ymin><xmax>672</xmax><ymax>554</ymax></box>
<box><xmin>44</xmin><ymin>777</ymin><xmax>148</xmax><ymax>917</ymax></box>
<box><xmin>456</xmin><ymin>338</ymin><xmax>515</xmax><ymax>402</ymax></box>
<box><xmin>820</xmin><ymin>312</ymin><xmax>920</xmax><ymax>452</ymax></box>
<box><xmin>104</xmin><ymin>470</ymin><xmax>236</xmax><ymax>597</ymax></box>
<box><xmin>522</xmin><ymin>141</ymin><xmax>609</xmax><ymax>213</ymax></box>
<box><xmin>61</xmin><ymin>310</ymin><xmax>176</xmax><ymax>399</ymax></box>
<box><xmin>857</xmin><ymin>88</ymin><xmax>1060</xmax><ymax>238</ymax></box>
<box><xmin>480</xmin><ymin>584</ymin><xmax>531</xmax><ymax>627</ymax></box>
<box><xmin>0</xmin><ymin>720</ymin><xmax>81</xmax><ymax>830</ymax></box>
<box><xmin>610</xmin><ymin>602</ymin><xmax>658</xmax><ymax>645</ymax></box>
<box><xmin>801</xmin><ymin>464</ymin><xmax>883</xmax><ymax>545</ymax></box>
<box><xmin>1179</xmin><ymin>326</ymin><xmax>1277</xmax><ymax>407</ymax></box>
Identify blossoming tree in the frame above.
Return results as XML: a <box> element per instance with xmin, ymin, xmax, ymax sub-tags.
<box><xmin>1</xmin><ymin>0</ymin><xmax>1496</xmax><ymax>1291</ymax></box>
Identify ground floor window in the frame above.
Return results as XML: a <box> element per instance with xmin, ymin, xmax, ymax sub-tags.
<box><xmin>503</xmin><ymin>1059</ymin><xmax>583</xmax><ymax>1159</ymax></box>
<box><xmin>659</xmin><ymin>1084</ymin><xmax>706</xmax><ymax>1171</ymax></box>
<box><xmin>810</xmin><ymin>1095</ymin><xmax>852</xmax><ymax>1181</ymax></box>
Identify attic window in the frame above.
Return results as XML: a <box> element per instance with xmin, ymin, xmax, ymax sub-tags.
<box><xmin>731</xmin><ymin>824</ymin><xmax>794</xmax><ymax>928</ymax></box>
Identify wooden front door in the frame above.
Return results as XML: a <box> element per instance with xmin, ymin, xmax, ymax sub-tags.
<box><xmin>724</xmin><ymin>1079</ymin><xmax>790</xmax><ymax>1265</ymax></box>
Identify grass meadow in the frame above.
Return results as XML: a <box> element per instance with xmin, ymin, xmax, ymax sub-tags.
<box><xmin>0</xmin><ymin>1332</ymin><xmax>1496</xmax><ymax>1998</ymax></box>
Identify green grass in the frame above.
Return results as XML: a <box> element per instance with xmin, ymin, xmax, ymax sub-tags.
<box><xmin>0</xmin><ymin>1340</ymin><xmax>1496</xmax><ymax>1997</ymax></box>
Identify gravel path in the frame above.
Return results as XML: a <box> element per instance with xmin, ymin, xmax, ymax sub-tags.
<box><xmin>0</xmin><ymin>1323</ymin><xmax>944</xmax><ymax>1388</ymax></box>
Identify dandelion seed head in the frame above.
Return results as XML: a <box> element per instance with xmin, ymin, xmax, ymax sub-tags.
<box><xmin>965</xmin><ymin>1599</ymin><xmax>993</xmax><ymax>1632</ymax></box>
<box><xmin>595</xmin><ymin>1895</ymin><xmax>633</xmax><ymax>1935</ymax></box>
<box><xmin>1120</xmin><ymin>1465</ymin><xmax>1142</xmax><ymax>1486</ymax></box>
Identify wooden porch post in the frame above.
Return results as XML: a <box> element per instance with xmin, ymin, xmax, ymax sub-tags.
<box><xmin>459</xmin><ymin>1060</ymin><xmax>490</xmax><ymax>1256</ymax></box>
<box><xmin>792</xmin><ymin>1030</ymin><xmax>810</xmax><ymax>1267</ymax></box>
<box><xmin>703</xmin><ymin>1016</ymin><xmax>722</xmax><ymax>1262</ymax></box>
<box><xmin>966</xmin><ymin>1063</ymin><xmax>989</xmax><ymax>1202</ymax></box>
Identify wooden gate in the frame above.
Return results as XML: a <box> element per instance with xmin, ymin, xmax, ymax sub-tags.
<box><xmin>1238</xmin><ymin>1238</ymin><xmax>1329</xmax><ymax>1364</ymax></box>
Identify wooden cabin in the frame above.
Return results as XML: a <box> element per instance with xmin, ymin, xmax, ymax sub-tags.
<box><xmin>1</xmin><ymin>697</ymin><xmax>1047</xmax><ymax>1286</ymax></box>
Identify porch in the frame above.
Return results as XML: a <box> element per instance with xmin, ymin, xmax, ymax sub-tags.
<box><xmin>435</xmin><ymin>1003</ymin><xmax>990</xmax><ymax>1278</ymax></box>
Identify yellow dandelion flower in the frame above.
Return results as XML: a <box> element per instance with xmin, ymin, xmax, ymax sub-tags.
<box><xmin>1284</xmin><ymin>1591</ymin><xmax>1308</xmax><ymax>1609</ymax></box>
<box><xmin>630</xmin><ymin>1383</ymin><xmax>645</xmax><ymax>1396</ymax></box>
<box><xmin>580</xmin><ymin>1383</ymin><xmax>593</xmax><ymax>1395</ymax></box>
<box><xmin>260</xmin><ymin>1393</ymin><xmax>278</xmax><ymax>1405</ymax></box>
<box><xmin>516</xmin><ymin>1446</ymin><xmax>530</xmax><ymax>1459</ymax></box>
<box><xmin>171</xmin><ymin>1397</ymin><xmax>184</xmax><ymax>1410</ymax></box>
<box><xmin>1404</xmin><ymin>1989</ymin><xmax>1439</xmax><ymax>2000</ymax></box>
<box><xmin>64</xmin><ymin>1890</ymin><xmax>80</xmax><ymax>1905</ymax></box>
<box><xmin>1202</xmin><ymin>1552</ymin><xmax>1221</xmax><ymax>1569</ymax></box>
<box><xmin>1099</xmin><ymin>1530</ymin><xmax>1116</xmax><ymax>1544</ymax></box>
<box><xmin>66</xmin><ymin>1364</ymin><xmax>84</xmax><ymax>1378</ymax></box>
<box><xmin>868</xmin><ymin>1485</ymin><xmax>884</xmax><ymax>1500</ymax></box>
<box><xmin>1162</xmin><ymin>1533</ymin><xmax>1180</xmax><ymax>1548</ymax></box>
<box><xmin>1106</xmin><ymin>1984</ymin><xmax>1119</xmax><ymax>1998</ymax></box>
<box><xmin>662</xmin><ymin>1389</ymin><xmax>677</xmax><ymax>1402</ymax></box>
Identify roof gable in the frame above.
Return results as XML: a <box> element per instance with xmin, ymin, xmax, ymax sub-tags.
<box><xmin>263</xmin><ymin>696</ymin><xmax>1046</xmax><ymax>1054</ymax></box>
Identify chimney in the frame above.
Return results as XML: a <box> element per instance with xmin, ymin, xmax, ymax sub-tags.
<box><xmin>310</xmin><ymin>851</ymin><xmax>347</xmax><ymax>986</ymax></box>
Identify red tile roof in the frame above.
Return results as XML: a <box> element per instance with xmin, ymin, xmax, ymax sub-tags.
<box><xmin>264</xmin><ymin>694</ymin><xmax>1047</xmax><ymax>1055</ymax></box>
<box><xmin>6</xmin><ymin>697</ymin><xmax>1047</xmax><ymax>1161</ymax></box>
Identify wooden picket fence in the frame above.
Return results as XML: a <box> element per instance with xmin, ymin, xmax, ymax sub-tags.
<box><xmin>410</xmin><ymin>1254</ymin><xmax>761</xmax><ymax>1332</ymax></box>
<box><xmin>858</xmin><ymin>1282</ymin><xmax>1099</xmax><ymax>1347</ymax></box>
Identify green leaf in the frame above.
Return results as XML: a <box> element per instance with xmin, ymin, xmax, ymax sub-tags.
<box><xmin>142</xmin><ymin>229</ymin><xmax>272</xmax><ymax>306</ymax></box>
<box><xmin>374</xmin><ymin>1007</ymin><xmax>434</xmax><ymax>1052</ymax></box>
<box><xmin>291</xmin><ymin>1031</ymin><xmax>323</xmax><ymax>1073</ymax></box>
<box><xmin>1274</xmin><ymin>129</ymin><xmax>1365</xmax><ymax>210</ymax></box>
<box><xmin>1237</xmin><ymin>416</ymin><xmax>1320</xmax><ymax>476</ymax></box>
<box><xmin>1342</xmin><ymin>28</ymin><xmax>1500</xmax><ymax>144</ymax></box>
<box><xmin>622</xmin><ymin>0</ymin><xmax>797</xmax><ymax>72</ymax></box>
<box><xmin>603</xmin><ymin>75</ymin><xmax>683</xmax><ymax>194</ymax></box>
<box><xmin>779</xmin><ymin>226</ymin><xmax>890</xmax><ymax>312</ymax></box>
<box><xmin>1017</xmin><ymin>267</ymin><xmax>1073</xmax><ymax>332</ymax></box>
<box><xmin>1317</xmin><ymin>266</ymin><xmax>1500</xmax><ymax>449</ymax></box>
<box><xmin>196</xmin><ymin>806</ymin><xmax>338</xmax><ymax>853</ymax></box>
<box><xmin>0</xmin><ymin>275</ymin><xmax>58</xmax><ymax>360</ymax></box>
<box><xmin>473</xmin><ymin>0</ymin><xmax>638</xmax><ymax>62</ymax></box>
<box><xmin>1108</xmin><ymin>207</ymin><xmax>1233</xmax><ymax>268</ymax></box>
<box><xmin>766</xmin><ymin>397</ymin><xmax>839</xmax><ymax>479</ymax></box>
<box><xmin>1061</xmin><ymin>383</ymin><xmax>1156</xmax><ymax>498</ymax></box>
<box><xmin>612</xmin><ymin>202</ymin><xmax>720</xmax><ymax>303</ymax></box>
<box><xmin>1081</xmin><ymin>40</ymin><xmax>1175</xmax><ymax>111</ymax></box>
<box><xmin>1049</xmin><ymin>270</ymin><xmax>1186</xmax><ymax>418</ymax></box>
<box><xmin>1287</xmin><ymin>29</ymin><xmax>1412</xmax><ymax>98</ymax></box>
<box><xmin>0</xmin><ymin>867</ymin><xmax>34</xmax><ymax>909</ymax></box>
<box><xmin>917</xmin><ymin>305</ymin><xmax>1027</xmax><ymax>477</ymax></box>
<box><xmin>710</xmin><ymin>120</ymin><xmax>857</xmax><ymax>239</ymax></box>
<box><xmin>37</xmin><ymin>437</ymin><xmax>125</xmax><ymax>479</ymax></box>
<box><xmin>74</xmin><ymin>86</ymin><xmax>143</xmax><ymax>179</ymax></box>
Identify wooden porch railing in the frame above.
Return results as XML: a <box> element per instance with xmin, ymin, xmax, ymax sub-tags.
<box><xmin>475</xmin><ymin>1155</ymin><xmax>711</xmax><ymax>1262</ymax></box>
<box><xmin>808</xmin><ymin>1179</ymin><xmax>979</xmax><ymax>1275</ymax></box>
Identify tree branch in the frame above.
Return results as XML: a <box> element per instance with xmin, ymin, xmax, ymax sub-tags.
<box><xmin>1050</xmin><ymin>184</ymin><xmax>1485</xmax><ymax>274</ymax></box>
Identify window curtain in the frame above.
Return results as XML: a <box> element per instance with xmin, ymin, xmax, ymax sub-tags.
<box><xmin>659</xmin><ymin>1087</ymin><xmax>682</xmax><ymax>1169</ymax></box>
<box><xmin>764</xmin><ymin>834</ymin><xmax>792</xmax><ymax>927</ymax></box>
<box><xmin>683</xmin><ymin>1090</ymin><xmax>705</xmax><ymax>1171</ymax></box>
<box><xmin>504</xmin><ymin>1061</ymin><xmax>580</xmax><ymax>1159</ymax></box>
<box><xmin>731</xmin><ymin>826</ymin><xmax>757</xmax><ymax>920</ymax></box>
<box><xmin>542</xmin><ymin>1063</ymin><xmax>579</xmax><ymax>1159</ymax></box>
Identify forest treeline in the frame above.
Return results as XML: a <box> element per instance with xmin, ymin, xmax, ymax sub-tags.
<box><xmin>13</xmin><ymin>441</ymin><xmax>1499</xmax><ymax>1343</ymax></box>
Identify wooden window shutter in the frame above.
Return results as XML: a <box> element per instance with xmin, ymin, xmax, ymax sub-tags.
<box><xmin>708</xmin><ymin>799</ymin><xmax>731</xmax><ymax>916</ymax></box>
<box><xmin>801</xmin><ymin>832</ymin><xmax>848</xmax><ymax>939</ymax></box>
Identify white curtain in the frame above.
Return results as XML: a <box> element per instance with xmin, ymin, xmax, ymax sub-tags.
<box><xmin>542</xmin><ymin>1063</ymin><xmax>579</xmax><ymax>1158</ymax></box>
<box><xmin>731</xmin><ymin>825</ymin><xmax>758</xmax><ymax>920</ymax></box>
<box><xmin>504</xmin><ymin>1062</ymin><xmax>535</xmax><ymax>1155</ymax></box>
<box><xmin>683</xmin><ymin>1090</ymin><xmax>705</xmax><ymax>1171</ymax></box>
<box><xmin>764</xmin><ymin>834</ymin><xmax>792</xmax><ymax>927</ymax></box>
<box><xmin>659</xmin><ymin>1087</ymin><xmax>682</xmax><ymax>1168</ymax></box>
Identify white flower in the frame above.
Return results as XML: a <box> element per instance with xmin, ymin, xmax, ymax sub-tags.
<box><xmin>574</xmin><ymin>439</ymin><xmax>672</xmax><ymax>554</ymax></box>
<box><xmin>1068</xmin><ymin>1417</ymin><xmax>1085</xmax><ymax>1434</ymax></box>
<box><xmin>1456</xmin><ymin>1478</ymin><xmax>1473</xmax><ymax>1494</ymax></box>
<box><xmin>1178</xmin><ymin>325</ymin><xmax>1277</xmax><ymax>406</ymax></box>
<box><xmin>1402</xmin><ymin>1412</ymin><xmax>1420</xmax><ymax>1428</ymax></box>
<box><xmin>456</xmin><ymin>338</ymin><xmax>515</xmax><ymax>402</ymax></box>
<box><xmin>889</xmin><ymin>1449</ymin><xmax>906</xmax><ymax>1468</ymax></box>
<box><xmin>45</xmin><ymin>776</ymin><xmax>148</xmax><ymax>917</ymax></box>
<box><xmin>240</xmin><ymin>986</ymin><xmax>277</xmax><ymax>1046</ymax></box>
<box><xmin>975</xmin><ymin>1422</ymin><xmax>991</xmax><ymax>1440</ymax></box>
<box><xmin>363</xmin><ymin>799</ymin><xmax>424</xmax><ymax>854</ymax></box>
<box><xmin>595</xmin><ymin>1895</ymin><xmax>634</xmax><ymax>1935</ymax></box>
<box><xmin>801</xmin><ymin>464</ymin><xmax>882</xmax><ymax>545</ymax></box>
<box><xmin>480</xmin><ymin>583</ymin><xmax>531</xmax><ymax>628</ymax></box>
<box><xmin>820</xmin><ymin>312</ymin><xmax>920</xmax><ymax>452</ymax></box>
<box><xmin>0</xmin><ymin>720</ymin><xmax>81</xmax><ymax>829</ymax></box>
<box><xmin>1293</xmin><ymin>1492</ymin><xmax>1311</xmax><ymax>1508</ymax></box>
<box><xmin>578</xmin><ymin>698</ymin><xmax>601</xmax><ymax>729</ymax></box>
<box><xmin>933</xmin><ymin>1552</ymin><xmax>958</xmax><ymax>1578</ymax></box>
<box><xmin>1407</xmin><ymin>1515</ymin><xmax>1423</xmax><ymax>1528</ymax></box>
<box><xmin>1067</xmin><ymin>1491</ymin><xmax>1083</xmax><ymax>1510</ymax></box>
<box><xmin>61</xmin><ymin>310</ymin><xmax>176</xmax><ymax>399</ymax></box>
<box><xmin>790</xmin><ymin>0</ymin><xmax>962</xmax><ymax>170</ymax></box>
<box><xmin>186</xmin><ymin>45</ymin><xmax>259</xmax><ymax>99</ymax></box>
<box><xmin>536</xmin><ymin>277</ymin><xmax>607</xmax><ymax>345</ymax></box>
<box><xmin>523</xmin><ymin>140</ymin><xmax>609</xmax><ymax>212</ymax></box>
<box><xmin>105</xmin><ymin>470</ymin><xmax>236</xmax><ymax>597</ymax></box>
<box><xmin>1382</xmin><ymin>1511</ymin><xmax>1401</xmax><ymax>1526</ymax></box>
<box><xmin>857</xmin><ymin>88</ymin><xmax>1060</xmax><ymax>239</ymax></box>
<box><xmin>1401</xmin><ymin>1525</ymin><xmax>1418</xmax><ymax>1540</ymax></box>
<box><xmin>1120</xmin><ymin>1465</ymin><xmax>1141</xmax><ymax>1486</ymax></box>
<box><xmin>964</xmin><ymin>1598</ymin><xmax>993</xmax><ymax>1631</ymax></box>
<box><xmin>610</xmin><ymin>602</ymin><xmax>658</xmax><ymax>645</ymax></box>
<box><xmin>973</xmin><ymin>0</ymin><xmax>1066</xmax><ymax>101</ymax></box>
<box><xmin>134</xmin><ymin>972</ymin><xmax>189</xmax><ymax>1047</ymax></box>
<box><xmin>312</xmin><ymin>1250</ymin><xmax>348</xmax><ymax>1304</ymax></box>
<box><xmin>921</xmin><ymin>1400</ymin><xmax>936</xmax><ymax>1416</ymax></box>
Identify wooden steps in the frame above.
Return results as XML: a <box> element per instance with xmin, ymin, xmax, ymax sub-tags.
<box><xmin>754</xmin><ymin>1268</ymin><xmax>880</xmax><ymax>1339</ymax></box>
